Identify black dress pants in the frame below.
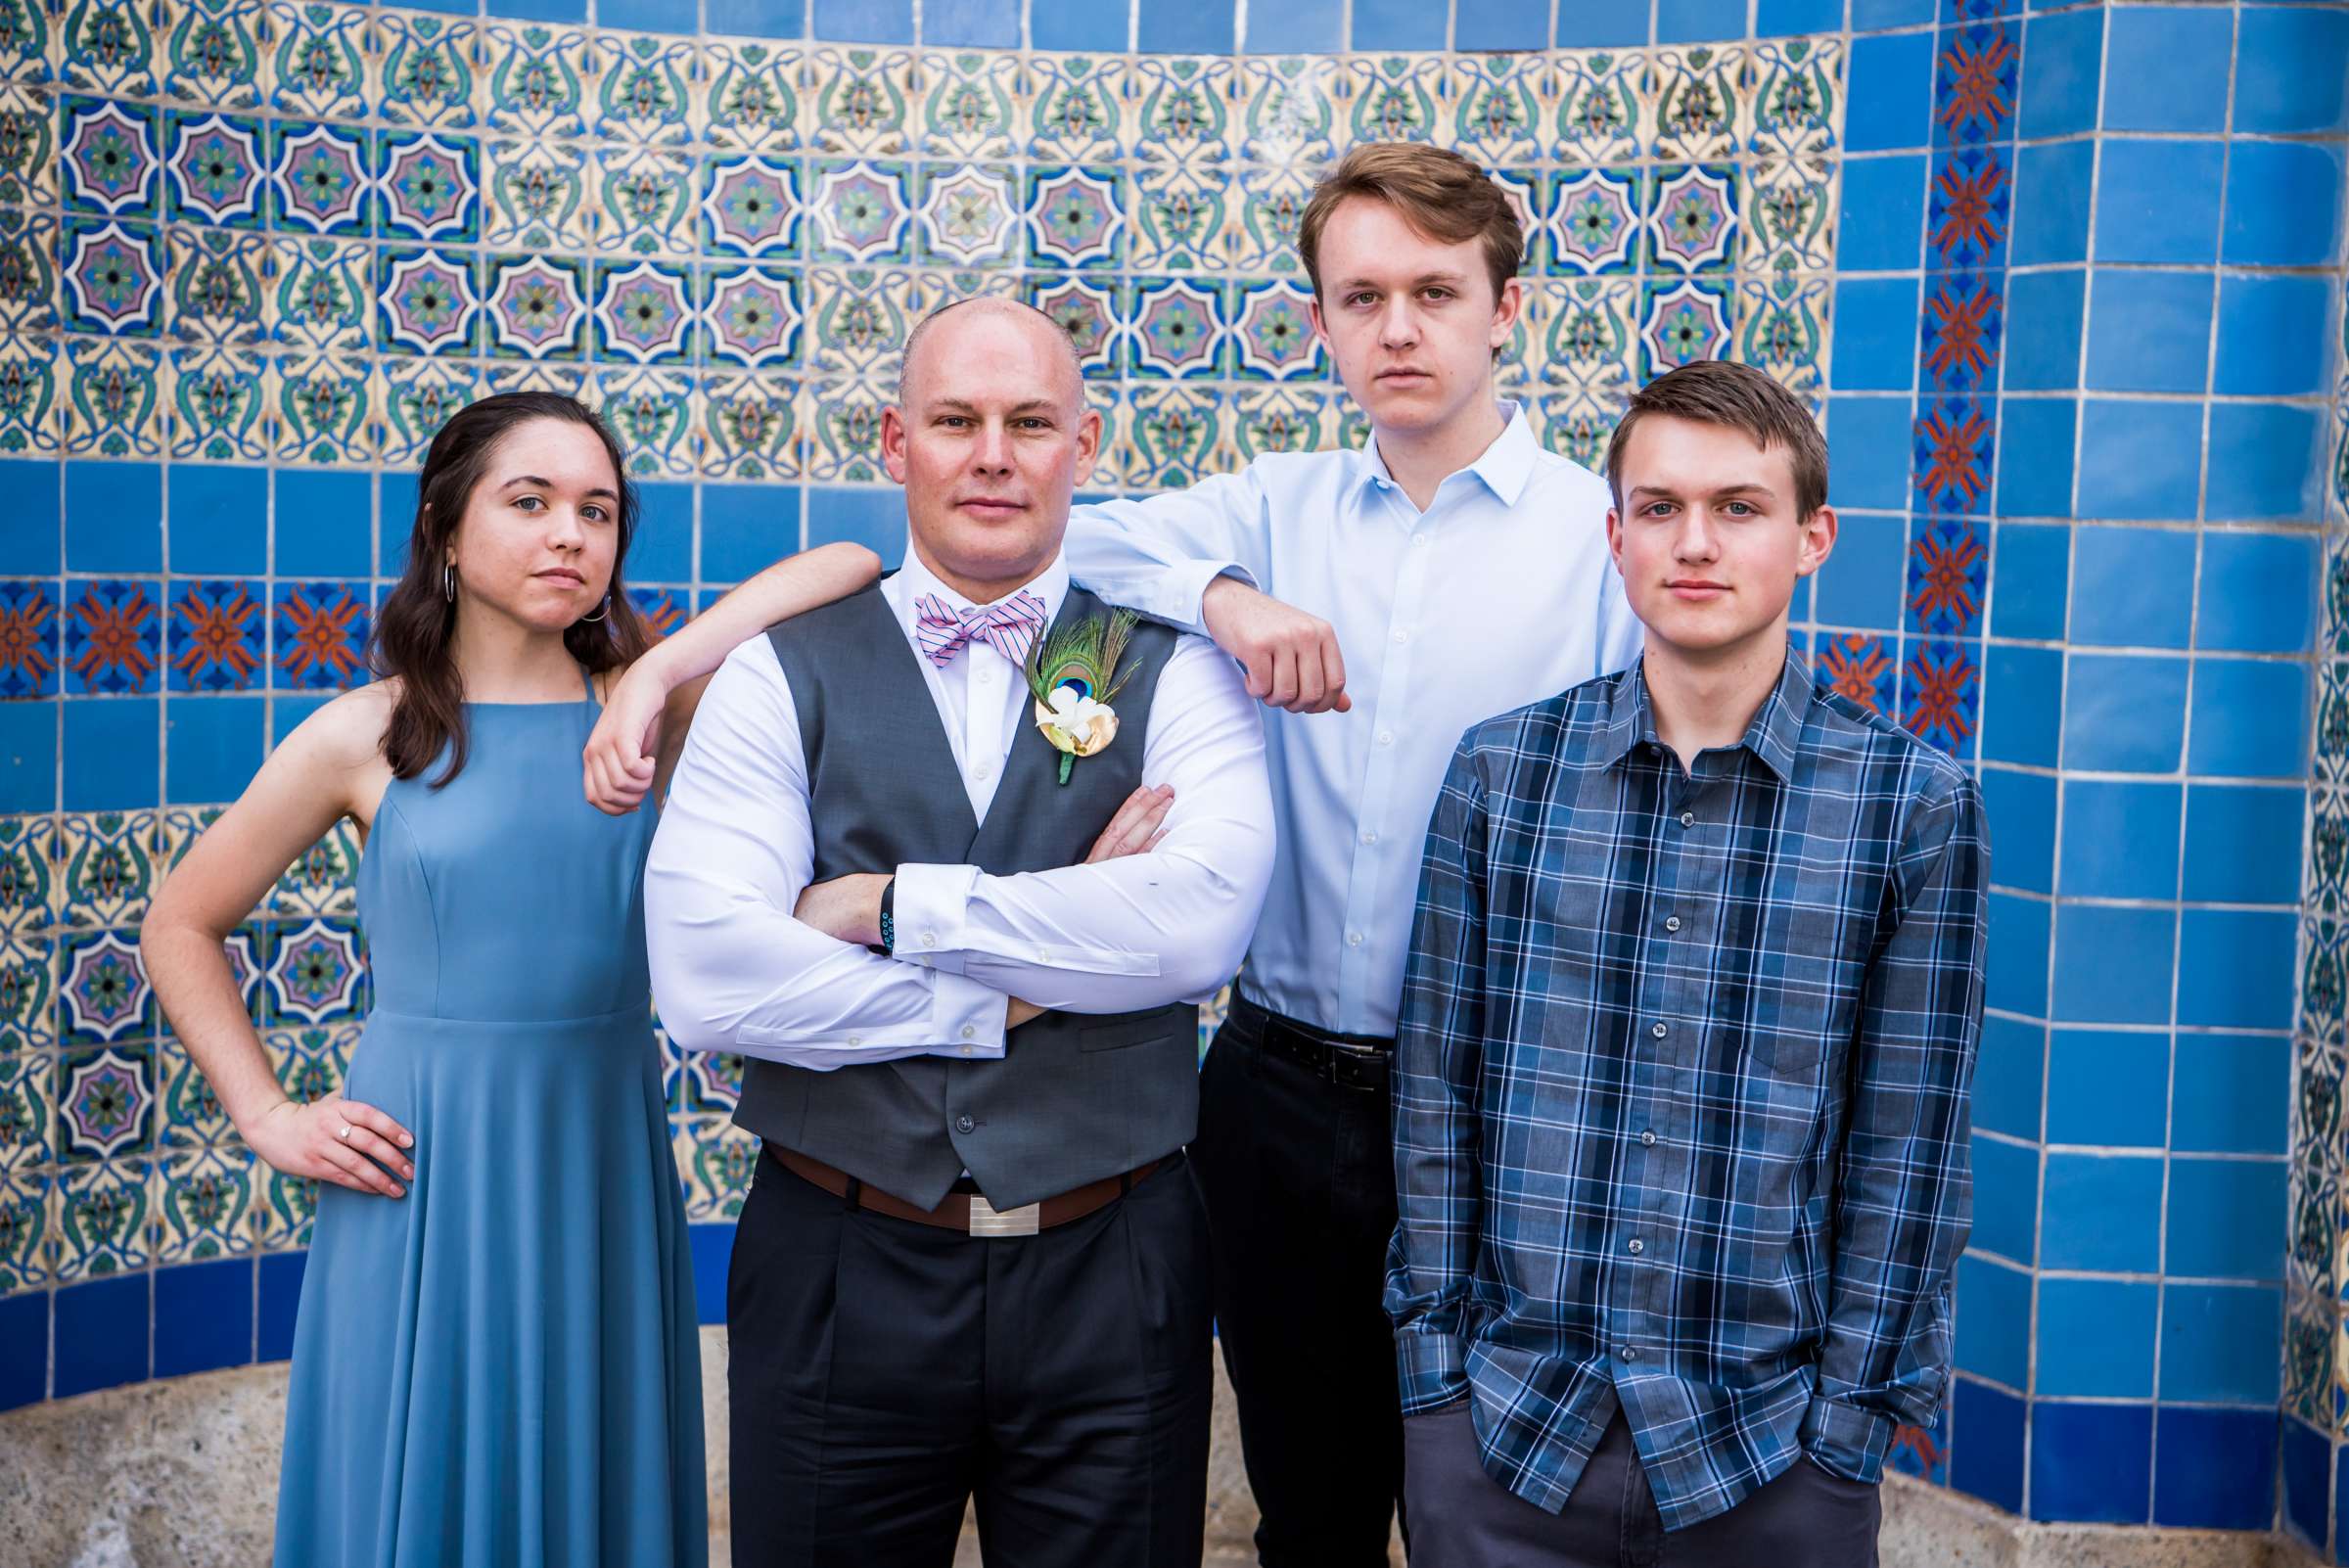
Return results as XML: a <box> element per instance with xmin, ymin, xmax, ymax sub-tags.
<box><xmin>1188</xmin><ymin>995</ymin><xmax>1405</xmax><ymax>1567</ymax></box>
<box><xmin>726</xmin><ymin>1148</ymin><xmax>1214</xmax><ymax>1568</ymax></box>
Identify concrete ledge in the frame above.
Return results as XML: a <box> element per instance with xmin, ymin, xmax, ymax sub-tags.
<box><xmin>0</xmin><ymin>1329</ymin><xmax>2324</xmax><ymax>1568</ymax></box>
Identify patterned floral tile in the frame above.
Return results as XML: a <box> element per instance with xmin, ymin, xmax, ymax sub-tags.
<box><xmin>56</xmin><ymin>811</ymin><xmax>161</xmax><ymax>930</ymax></box>
<box><xmin>62</xmin><ymin>581</ymin><xmax>163</xmax><ymax>696</ymax></box>
<box><xmin>153</xmin><ymin>1142</ymin><xmax>255</xmax><ymax>1263</ymax></box>
<box><xmin>161</xmin><ymin>0</ymin><xmax>266</xmax><ymax>114</ymax></box>
<box><xmin>168</xmin><ymin>345</ymin><xmax>269</xmax><ymax>459</ymax></box>
<box><xmin>0</xmin><ymin>82</ymin><xmax>59</xmax><ymax>208</ymax></box>
<box><xmin>702</xmin><ymin>40</ymin><xmax>807</xmax><ymax>154</ymax></box>
<box><xmin>0</xmin><ymin>1164</ymin><xmax>51</xmax><ymax>1291</ymax></box>
<box><xmin>0</xmin><ymin>1048</ymin><xmax>52</xmax><ymax>1173</ymax></box>
<box><xmin>269</xmin><ymin>579</ymin><xmax>370</xmax><ymax>689</ymax></box>
<box><xmin>0</xmin><ymin>938</ymin><xmax>56</xmax><ymax>1051</ymax></box>
<box><xmin>371</xmin><ymin>12</ymin><xmax>479</xmax><ymax>130</ymax></box>
<box><xmin>0</xmin><ymin>579</ymin><xmax>61</xmax><ymax>699</ymax></box>
<box><xmin>62</xmin><ymin>336</ymin><xmax>167</xmax><ymax>457</ymax></box>
<box><xmin>156</xmin><ymin>1030</ymin><xmax>239</xmax><ymax>1149</ymax></box>
<box><xmin>56</xmin><ymin>928</ymin><xmax>150</xmax><ymax>1047</ymax></box>
<box><xmin>262</xmin><ymin>916</ymin><xmax>365</xmax><ymax>1026</ymax></box>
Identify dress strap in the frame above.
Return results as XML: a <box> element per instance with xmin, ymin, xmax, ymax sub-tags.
<box><xmin>580</xmin><ymin>662</ymin><xmax>598</xmax><ymax>706</ymax></box>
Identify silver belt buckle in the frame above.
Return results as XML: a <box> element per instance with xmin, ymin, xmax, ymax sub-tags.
<box><xmin>968</xmin><ymin>1196</ymin><xmax>1040</xmax><ymax>1237</ymax></box>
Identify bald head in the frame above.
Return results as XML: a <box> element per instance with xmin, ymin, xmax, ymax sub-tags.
<box><xmin>898</xmin><ymin>297</ymin><xmax>1085</xmax><ymax>411</ymax></box>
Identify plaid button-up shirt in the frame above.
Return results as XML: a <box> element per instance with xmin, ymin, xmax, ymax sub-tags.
<box><xmin>1385</xmin><ymin>649</ymin><xmax>1987</xmax><ymax>1531</ymax></box>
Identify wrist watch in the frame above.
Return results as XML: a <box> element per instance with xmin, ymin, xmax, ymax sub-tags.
<box><xmin>877</xmin><ymin>876</ymin><xmax>897</xmax><ymax>955</ymax></box>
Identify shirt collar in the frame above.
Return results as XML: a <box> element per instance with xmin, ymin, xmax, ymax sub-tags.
<box><xmin>1349</xmin><ymin>400</ymin><xmax>1537</xmax><ymax>509</ymax></box>
<box><xmin>885</xmin><ymin>542</ymin><xmax>1071</xmax><ymax>633</ymax></box>
<box><xmin>1602</xmin><ymin>645</ymin><xmax>1814</xmax><ymax>784</ymax></box>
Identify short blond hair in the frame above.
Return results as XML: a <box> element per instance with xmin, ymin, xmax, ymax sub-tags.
<box><xmin>1297</xmin><ymin>143</ymin><xmax>1524</xmax><ymax>303</ymax></box>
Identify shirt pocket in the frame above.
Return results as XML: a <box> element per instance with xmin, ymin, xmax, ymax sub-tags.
<box><xmin>1743</xmin><ymin>876</ymin><xmax>1872</xmax><ymax>1080</ymax></box>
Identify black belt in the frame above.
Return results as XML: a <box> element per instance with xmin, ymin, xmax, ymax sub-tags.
<box><xmin>1228</xmin><ymin>992</ymin><xmax>1395</xmax><ymax>1091</ymax></box>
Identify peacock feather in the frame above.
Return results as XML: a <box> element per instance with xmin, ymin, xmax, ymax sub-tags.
<box><xmin>1024</xmin><ymin>608</ymin><xmax>1140</xmax><ymax>711</ymax></box>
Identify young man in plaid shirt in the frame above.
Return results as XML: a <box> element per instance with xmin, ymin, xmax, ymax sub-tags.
<box><xmin>1386</xmin><ymin>359</ymin><xmax>1988</xmax><ymax>1565</ymax></box>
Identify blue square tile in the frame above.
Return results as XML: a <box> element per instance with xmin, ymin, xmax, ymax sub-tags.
<box><xmin>925</xmin><ymin>0</ymin><xmax>1018</xmax><ymax>45</ymax></box>
<box><xmin>1970</xmin><ymin>1131</ymin><xmax>2041</xmax><ymax>1263</ymax></box>
<box><xmin>1138</xmin><ymin>0</ymin><xmax>1232</xmax><ymax>51</ymax></box>
<box><xmin>274</xmin><ymin>470</ymin><xmax>372</xmax><ymax>578</ymax></box>
<box><xmin>2177</xmin><ymin>910</ymin><xmax>2295</xmax><ymax>1032</ymax></box>
<box><xmin>2084</xmin><ymin>271</ymin><xmax>2211</xmax><ymax>395</ymax></box>
<box><xmin>1985</xmin><ymin>892</ymin><xmax>2050</xmax><ymax>1018</ymax></box>
<box><xmin>2069</xmin><ymin>526</ymin><xmax>2194</xmax><ymax>649</ymax></box>
<box><xmin>2160</xmin><ymin>1283</ymin><xmax>2280</xmax><ymax>1403</ymax></box>
<box><xmin>2012</xmin><ymin>141</ymin><xmax>2095</xmax><ymax>268</ymax></box>
<box><xmin>0</xmin><ymin>1290</ymin><xmax>45</xmax><ymax>1409</ymax></box>
<box><xmin>1830</xmin><ymin>278</ymin><xmax>1920</xmax><ymax>392</ymax></box>
<box><xmin>1847</xmin><ymin>33</ymin><xmax>1937</xmax><ymax>152</ymax></box>
<box><xmin>1757</xmin><ymin>0</ymin><xmax>1839</xmax><ymax>35</ymax></box>
<box><xmin>807</xmin><ymin>487</ymin><xmax>904</xmax><ymax>560</ymax></box>
<box><xmin>257</xmin><ymin>1250</ymin><xmax>305</xmax><ymax>1362</ymax></box>
<box><xmin>1995</xmin><ymin>399</ymin><xmax>2076</xmax><ymax>520</ymax></box>
<box><xmin>1554</xmin><ymin>1</ymin><xmax>1646</xmax><ymax>45</ymax></box>
<box><xmin>1824</xmin><ymin>398</ymin><xmax>1913</xmax><ymax>512</ymax></box>
<box><xmin>2205</xmin><ymin>405</ymin><xmax>2325</xmax><ymax>525</ymax></box>
<box><xmin>66</xmin><ymin>462</ymin><xmax>163</xmax><ymax>574</ymax></box>
<box><xmin>2032</xmin><ymin>1401</ymin><xmax>2152</xmax><ymax>1523</ymax></box>
<box><xmin>2001</xmin><ymin>268</ymin><xmax>2083</xmax><ymax>393</ymax></box>
<box><xmin>2101</xmin><ymin>5</ymin><xmax>2232</xmax><ymax>133</ymax></box>
<box><xmin>700</xmin><ymin>484</ymin><xmax>802</xmax><ymax>585</ymax></box>
<box><xmin>2018</xmin><ymin>8</ymin><xmax>2103</xmax><ymax>139</ymax></box>
<box><xmin>168</xmin><ymin>466</ymin><xmax>267</xmax><ymax>576</ymax></box>
<box><xmin>2095</xmin><ymin>140</ymin><xmax>2226</xmax><ymax>265</ymax></box>
<box><xmin>2237</xmin><ymin>7</ymin><xmax>2349</xmax><ymax>135</ymax></box>
<box><xmin>492</xmin><ymin>0</ymin><xmax>588</xmax><ymax>20</ymax></box>
<box><xmin>165</xmin><ymin>695</ymin><xmax>264</xmax><ymax>806</ymax></box>
<box><xmin>2188</xmin><ymin>659</ymin><xmax>2307</xmax><ymax>778</ymax></box>
<box><xmin>0</xmin><ymin>701</ymin><xmax>57</xmax><ymax>813</ymax></box>
<box><xmin>599</xmin><ymin>0</ymin><xmax>696</xmax><ymax>28</ymax></box>
<box><xmin>1244</xmin><ymin>0</ymin><xmax>1340</xmax><ymax>51</ymax></box>
<box><xmin>2045</xmin><ymin>1028</ymin><xmax>2167</xmax><ymax>1147</ymax></box>
<box><xmin>2057</xmin><ymin>779</ymin><xmax>2180</xmax><ymax>900</ymax></box>
<box><xmin>1982</xmin><ymin>645</ymin><xmax>2063</xmax><ymax>767</ymax></box>
<box><xmin>2037</xmin><ymin>1276</ymin><xmax>2159</xmax><ymax>1398</ymax></box>
<box><xmin>65</xmin><ymin>697</ymin><xmax>160</xmax><ymax>811</ymax></box>
<box><xmin>1032</xmin><ymin>0</ymin><xmax>1125</xmax><ymax>47</ymax></box>
<box><xmin>1973</xmin><ymin>1009</ymin><xmax>2046</xmax><ymax>1137</ymax></box>
<box><xmin>2166</xmin><ymin>1157</ymin><xmax>2285</xmax><ymax>1280</ymax></box>
<box><xmin>1950</xmin><ymin>1378</ymin><xmax>2024</xmax><ymax>1514</ymax></box>
<box><xmin>2283</xmin><ymin>1411</ymin><xmax>2328</xmax><ymax>1547</ymax></box>
<box><xmin>1955</xmin><ymin>1253</ymin><xmax>2032</xmax><ymax>1387</ymax></box>
<box><xmin>1352</xmin><ymin>0</ymin><xmax>1450</xmax><ymax>48</ymax></box>
<box><xmin>1835</xmin><ymin>155</ymin><xmax>1929</xmax><ymax>273</ymax></box>
<box><xmin>1982</xmin><ymin>764</ymin><xmax>2053</xmax><ymax>896</ymax></box>
<box><xmin>1815</xmin><ymin>512</ymin><xmax>1906</xmax><ymax>628</ymax></box>
<box><xmin>2062</xmin><ymin>653</ymin><xmax>2188</xmax><ymax>772</ymax></box>
<box><xmin>2053</xmin><ymin>903</ymin><xmax>2176</xmax><ymax>1025</ymax></box>
<box><xmin>2225</xmin><ymin>141</ymin><xmax>2346</xmax><ymax>268</ymax></box>
<box><xmin>154</xmin><ymin>1258</ymin><xmax>253</xmax><ymax>1378</ymax></box>
<box><xmin>1656</xmin><ymin>0</ymin><xmax>1743</xmax><ymax>43</ymax></box>
<box><xmin>705</xmin><ymin>0</ymin><xmax>806</xmax><ymax>33</ymax></box>
<box><xmin>2214</xmin><ymin>276</ymin><xmax>2333</xmax><ymax>398</ymax></box>
<box><xmin>1852</xmin><ymin>0</ymin><xmax>1931</xmax><ymax>24</ymax></box>
<box><xmin>54</xmin><ymin>1272</ymin><xmax>150</xmax><ymax>1399</ymax></box>
<box><xmin>2040</xmin><ymin>1151</ymin><xmax>2163</xmax><ymax>1271</ymax></box>
<box><xmin>812</xmin><ymin>0</ymin><xmax>913</xmax><ymax>40</ymax></box>
<box><xmin>270</xmin><ymin>694</ymin><xmax>333</xmax><ymax>748</ymax></box>
<box><xmin>2153</xmin><ymin>1407</ymin><xmax>2279</xmax><ymax>1532</ymax></box>
<box><xmin>2076</xmin><ymin>400</ymin><xmax>2202</xmax><ymax>523</ymax></box>
<box><xmin>628</xmin><ymin>481</ymin><xmax>693</xmax><ymax>584</ymax></box>
<box><xmin>1991</xmin><ymin>522</ymin><xmax>2068</xmax><ymax>639</ymax></box>
<box><xmin>2172</xmin><ymin>1035</ymin><xmax>2288</xmax><ymax>1156</ymax></box>
<box><xmin>381</xmin><ymin>473</ymin><xmax>420</xmax><ymax>580</ymax></box>
<box><xmin>2183</xmin><ymin>785</ymin><xmax>2305</xmax><ymax>906</ymax></box>
<box><xmin>689</xmin><ymin>1222</ymin><xmax>733</xmax><ymax>1326</ymax></box>
<box><xmin>0</xmin><ymin>460</ymin><xmax>60</xmax><ymax>574</ymax></box>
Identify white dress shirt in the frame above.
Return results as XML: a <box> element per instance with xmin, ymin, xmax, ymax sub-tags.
<box><xmin>1064</xmin><ymin>401</ymin><xmax>1642</xmax><ymax>1038</ymax></box>
<box><xmin>645</xmin><ymin>547</ymin><xmax>1275</xmax><ymax>1068</ymax></box>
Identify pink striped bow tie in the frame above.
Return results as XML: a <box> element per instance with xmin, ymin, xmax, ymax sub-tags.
<box><xmin>914</xmin><ymin>590</ymin><xmax>1047</xmax><ymax>669</ymax></box>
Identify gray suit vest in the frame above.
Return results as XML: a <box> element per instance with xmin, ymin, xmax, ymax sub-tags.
<box><xmin>733</xmin><ymin>580</ymin><xmax>1200</xmax><ymax>1211</ymax></box>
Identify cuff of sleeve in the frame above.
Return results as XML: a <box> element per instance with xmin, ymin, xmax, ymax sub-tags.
<box><xmin>891</xmin><ymin>863</ymin><xmax>979</xmax><ymax>974</ymax></box>
<box><xmin>1170</xmin><ymin>560</ymin><xmax>1255</xmax><ymax>632</ymax></box>
<box><xmin>1800</xmin><ymin>1397</ymin><xmax>1895</xmax><ymax>1483</ymax></box>
<box><xmin>1396</xmin><ymin>1330</ymin><xmax>1469</xmax><ymax>1416</ymax></box>
<box><xmin>928</xmin><ymin>970</ymin><xmax>1006</xmax><ymax>1060</ymax></box>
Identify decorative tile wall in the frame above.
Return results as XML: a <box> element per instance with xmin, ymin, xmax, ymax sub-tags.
<box><xmin>0</xmin><ymin>0</ymin><xmax>2337</xmax><ymax>1553</ymax></box>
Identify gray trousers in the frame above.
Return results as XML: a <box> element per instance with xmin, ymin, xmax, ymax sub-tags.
<box><xmin>1403</xmin><ymin>1405</ymin><xmax>1880</xmax><ymax>1568</ymax></box>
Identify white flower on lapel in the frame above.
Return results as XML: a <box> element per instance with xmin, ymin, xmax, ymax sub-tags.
<box><xmin>1035</xmin><ymin>683</ymin><xmax>1120</xmax><ymax>761</ymax></box>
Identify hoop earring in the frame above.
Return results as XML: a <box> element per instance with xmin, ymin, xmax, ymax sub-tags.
<box><xmin>442</xmin><ymin>563</ymin><xmax>456</xmax><ymax>603</ymax></box>
<box><xmin>579</xmin><ymin>595</ymin><xmax>609</xmax><ymax>623</ymax></box>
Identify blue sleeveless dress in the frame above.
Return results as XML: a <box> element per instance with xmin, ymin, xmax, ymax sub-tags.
<box><xmin>273</xmin><ymin>675</ymin><xmax>707</xmax><ymax>1568</ymax></box>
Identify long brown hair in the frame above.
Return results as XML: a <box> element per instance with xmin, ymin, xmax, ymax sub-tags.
<box><xmin>368</xmin><ymin>392</ymin><xmax>654</xmax><ymax>785</ymax></box>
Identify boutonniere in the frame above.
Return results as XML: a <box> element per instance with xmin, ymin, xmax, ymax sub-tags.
<box><xmin>1025</xmin><ymin>609</ymin><xmax>1139</xmax><ymax>785</ymax></box>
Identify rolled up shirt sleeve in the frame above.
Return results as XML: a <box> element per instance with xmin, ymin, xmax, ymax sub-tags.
<box><xmin>644</xmin><ymin>637</ymin><xmax>1011</xmax><ymax>1067</ymax></box>
<box><xmin>1063</xmin><ymin>470</ymin><xmax>1271</xmax><ymax>634</ymax></box>
<box><xmin>886</xmin><ymin>635</ymin><xmax>1274</xmax><ymax>1013</ymax></box>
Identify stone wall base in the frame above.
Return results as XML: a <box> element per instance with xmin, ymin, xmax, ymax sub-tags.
<box><xmin>0</xmin><ymin>1328</ymin><xmax>2324</xmax><ymax>1568</ymax></box>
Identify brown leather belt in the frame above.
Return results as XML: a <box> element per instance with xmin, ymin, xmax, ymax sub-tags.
<box><xmin>774</xmin><ymin>1147</ymin><xmax>1161</xmax><ymax>1237</ymax></box>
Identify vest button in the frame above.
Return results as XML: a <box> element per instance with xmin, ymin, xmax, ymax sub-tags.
<box><xmin>955</xmin><ymin>1114</ymin><xmax>976</xmax><ymax>1134</ymax></box>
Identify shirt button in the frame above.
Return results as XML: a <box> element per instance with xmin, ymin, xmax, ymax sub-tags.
<box><xmin>1651</xmin><ymin>1022</ymin><xmax>1668</xmax><ymax>1039</ymax></box>
<box><xmin>959</xmin><ymin>1045</ymin><xmax>974</xmax><ymax>1056</ymax></box>
<box><xmin>1664</xmin><ymin>915</ymin><xmax>1681</xmax><ymax>933</ymax></box>
<box><xmin>1411</xmin><ymin>532</ymin><xmax>1428</xmax><ymax>547</ymax></box>
<box><xmin>955</xmin><ymin>1114</ymin><xmax>976</xmax><ymax>1133</ymax></box>
<box><xmin>1348</xmin><ymin>931</ymin><xmax>1364</xmax><ymax>946</ymax></box>
<box><xmin>1620</xmin><ymin>1345</ymin><xmax>1638</xmax><ymax>1362</ymax></box>
<box><xmin>1378</xmin><ymin>731</ymin><xmax>1395</xmax><ymax>747</ymax></box>
<box><xmin>1640</xmin><ymin>1130</ymin><xmax>1657</xmax><ymax>1147</ymax></box>
<box><xmin>1361</xmin><ymin>831</ymin><xmax>1379</xmax><ymax>846</ymax></box>
<box><xmin>977</xmin><ymin>669</ymin><xmax>992</xmax><ymax>684</ymax></box>
<box><xmin>961</xmin><ymin>1024</ymin><xmax>977</xmax><ymax>1039</ymax></box>
<box><xmin>1679</xmin><ymin>810</ymin><xmax>1695</xmax><ymax>828</ymax></box>
<box><xmin>922</xmin><ymin>930</ymin><xmax>938</xmax><ymax>947</ymax></box>
<box><xmin>976</xmin><ymin>763</ymin><xmax>993</xmax><ymax>781</ymax></box>
<box><xmin>848</xmin><ymin>1035</ymin><xmax>863</xmax><ymax>1046</ymax></box>
<box><xmin>1392</xmin><ymin>629</ymin><xmax>1408</xmax><ymax>644</ymax></box>
<box><xmin>1627</xmin><ymin>1238</ymin><xmax>1644</xmax><ymax>1255</ymax></box>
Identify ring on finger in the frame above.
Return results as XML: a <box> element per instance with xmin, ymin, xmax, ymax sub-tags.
<box><xmin>336</xmin><ymin>1122</ymin><xmax>351</xmax><ymax>1139</ymax></box>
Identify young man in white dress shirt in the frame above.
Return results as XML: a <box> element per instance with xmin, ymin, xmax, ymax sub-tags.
<box><xmin>644</xmin><ymin>300</ymin><xmax>1274</xmax><ymax>1567</ymax></box>
<box><xmin>1063</xmin><ymin>142</ymin><xmax>1643</xmax><ymax>1565</ymax></box>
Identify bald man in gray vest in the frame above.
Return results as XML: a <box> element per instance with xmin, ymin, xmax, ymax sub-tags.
<box><xmin>646</xmin><ymin>300</ymin><xmax>1276</xmax><ymax>1568</ymax></box>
